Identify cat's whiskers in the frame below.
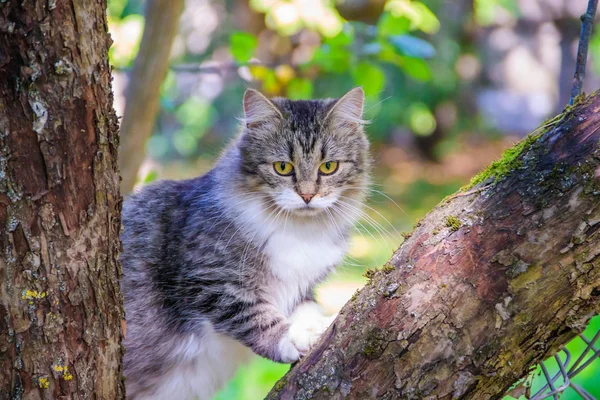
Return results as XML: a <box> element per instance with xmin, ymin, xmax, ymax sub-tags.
<box><xmin>335</xmin><ymin>199</ymin><xmax>395</xmax><ymax>244</ymax></box>
<box><xmin>339</xmin><ymin>195</ymin><xmax>400</xmax><ymax>238</ymax></box>
<box><xmin>323</xmin><ymin>206</ymin><xmax>345</xmax><ymax>244</ymax></box>
<box><xmin>330</xmin><ymin>203</ymin><xmax>373</xmax><ymax>243</ymax></box>
<box><xmin>339</xmin><ymin>206</ymin><xmax>394</xmax><ymax>245</ymax></box>
<box><xmin>342</xmin><ymin>185</ymin><xmax>407</xmax><ymax>217</ymax></box>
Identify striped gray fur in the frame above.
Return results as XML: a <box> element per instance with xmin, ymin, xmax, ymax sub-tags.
<box><xmin>121</xmin><ymin>88</ymin><xmax>371</xmax><ymax>399</ymax></box>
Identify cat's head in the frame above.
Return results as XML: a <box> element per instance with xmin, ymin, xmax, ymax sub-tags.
<box><xmin>235</xmin><ymin>87</ymin><xmax>371</xmax><ymax>221</ymax></box>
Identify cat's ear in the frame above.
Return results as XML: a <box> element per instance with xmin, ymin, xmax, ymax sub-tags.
<box><xmin>325</xmin><ymin>87</ymin><xmax>367</xmax><ymax>126</ymax></box>
<box><xmin>243</xmin><ymin>89</ymin><xmax>282</xmax><ymax>127</ymax></box>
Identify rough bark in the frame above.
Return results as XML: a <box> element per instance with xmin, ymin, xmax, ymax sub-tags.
<box><xmin>118</xmin><ymin>0</ymin><xmax>183</xmax><ymax>194</ymax></box>
<box><xmin>0</xmin><ymin>1</ymin><xmax>123</xmax><ymax>399</ymax></box>
<box><xmin>268</xmin><ymin>93</ymin><xmax>600</xmax><ymax>399</ymax></box>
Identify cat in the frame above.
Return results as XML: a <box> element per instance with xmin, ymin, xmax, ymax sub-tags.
<box><xmin>120</xmin><ymin>87</ymin><xmax>371</xmax><ymax>399</ymax></box>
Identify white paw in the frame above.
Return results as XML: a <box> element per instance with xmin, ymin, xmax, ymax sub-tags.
<box><xmin>288</xmin><ymin>320</ymin><xmax>325</xmax><ymax>354</ymax></box>
<box><xmin>277</xmin><ymin>334</ymin><xmax>301</xmax><ymax>363</ymax></box>
<box><xmin>287</xmin><ymin>302</ymin><xmax>335</xmax><ymax>356</ymax></box>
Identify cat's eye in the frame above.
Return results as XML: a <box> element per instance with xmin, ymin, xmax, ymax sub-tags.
<box><xmin>273</xmin><ymin>161</ymin><xmax>294</xmax><ymax>176</ymax></box>
<box><xmin>319</xmin><ymin>161</ymin><xmax>339</xmax><ymax>175</ymax></box>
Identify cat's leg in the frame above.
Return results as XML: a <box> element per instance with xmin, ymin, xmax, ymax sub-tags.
<box><xmin>211</xmin><ymin>296</ymin><xmax>303</xmax><ymax>363</ymax></box>
<box><xmin>211</xmin><ymin>295</ymin><xmax>335</xmax><ymax>363</ymax></box>
<box><xmin>286</xmin><ymin>301</ymin><xmax>336</xmax><ymax>355</ymax></box>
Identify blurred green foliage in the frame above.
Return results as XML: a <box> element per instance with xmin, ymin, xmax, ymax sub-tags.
<box><xmin>474</xmin><ymin>0</ymin><xmax>519</xmax><ymax>25</ymax></box>
<box><xmin>229</xmin><ymin>2</ymin><xmax>440</xmax><ymax>100</ymax></box>
<box><xmin>230</xmin><ymin>32</ymin><xmax>259</xmax><ymax>63</ymax></box>
<box><xmin>250</xmin><ymin>0</ymin><xmax>344</xmax><ymax>36</ymax></box>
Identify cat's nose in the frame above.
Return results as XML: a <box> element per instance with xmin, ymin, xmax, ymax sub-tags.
<box><xmin>299</xmin><ymin>193</ymin><xmax>315</xmax><ymax>204</ymax></box>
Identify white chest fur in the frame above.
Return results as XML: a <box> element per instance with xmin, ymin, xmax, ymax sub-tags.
<box><xmin>263</xmin><ymin>224</ymin><xmax>347</xmax><ymax>315</ymax></box>
<box><xmin>226</xmin><ymin>195</ymin><xmax>351</xmax><ymax>315</ymax></box>
<box><xmin>143</xmin><ymin>327</ymin><xmax>253</xmax><ymax>400</ymax></box>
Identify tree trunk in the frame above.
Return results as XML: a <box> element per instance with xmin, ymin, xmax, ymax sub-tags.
<box><xmin>268</xmin><ymin>93</ymin><xmax>600</xmax><ymax>399</ymax></box>
<box><xmin>118</xmin><ymin>0</ymin><xmax>183</xmax><ymax>194</ymax></box>
<box><xmin>0</xmin><ymin>1</ymin><xmax>123</xmax><ymax>399</ymax></box>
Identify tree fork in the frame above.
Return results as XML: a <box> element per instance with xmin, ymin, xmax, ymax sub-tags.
<box><xmin>0</xmin><ymin>1</ymin><xmax>123</xmax><ymax>398</ymax></box>
<box><xmin>268</xmin><ymin>94</ymin><xmax>600</xmax><ymax>399</ymax></box>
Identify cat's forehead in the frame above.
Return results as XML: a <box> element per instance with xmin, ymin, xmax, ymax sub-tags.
<box><xmin>276</xmin><ymin>99</ymin><xmax>331</xmax><ymax>125</ymax></box>
<box><xmin>272</xmin><ymin>99</ymin><xmax>333</xmax><ymax>155</ymax></box>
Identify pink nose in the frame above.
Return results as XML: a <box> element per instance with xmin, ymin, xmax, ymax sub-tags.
<box><xmin>300</xmin><ymin>193</ymin><xmax>315</xmax><ymax>204</ymax></box>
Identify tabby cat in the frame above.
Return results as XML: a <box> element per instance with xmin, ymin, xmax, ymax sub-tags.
<box><xmin>121</xmin><ymin>87</ymin><xmax>371</xmax><ymax>399</ymax></box>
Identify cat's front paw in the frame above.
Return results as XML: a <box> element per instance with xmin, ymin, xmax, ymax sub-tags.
<box><xmin>288</xmin><ymin>318</ymin><xmax>327</xmax><ymax>355</ymax></box>
<box><xmin>276</xmin><ymin>306</ymin><xmax>334</xmax><ymax>363</ymax></box>
<box><xmin>287</xmin><ymin>302</ymin><xmax>335</xmax><ymax>356</ymax></box>
<box><xmin>277</xmin><ymin>320</ymin><xmax>326</xmax><ymax>363</ymax></box>
<box><xmin>277</xmin><ymin>334</ymin><xmax>301</xmax><ymax>363</ymax></box>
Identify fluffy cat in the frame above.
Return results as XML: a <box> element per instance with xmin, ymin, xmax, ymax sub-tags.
<box><xmin>121</xmin><ymin>87</ymin><xmax>371</xmax><ymax>399</ymax></box>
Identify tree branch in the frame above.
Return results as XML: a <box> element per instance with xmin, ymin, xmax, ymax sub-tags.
<box><xmin>267</xmin><ymin>93</ymin><xmax>600</xmax><ymax>399</ymax></box>
<box><xmin>569</xmin><ymin>0</ymin><xmax>598</xmax><ymax>104</ymax></box>
<box><xmin>118</xmin><ymin>0</ymin><xmax>184</xmax><ymax>193</ymax></box>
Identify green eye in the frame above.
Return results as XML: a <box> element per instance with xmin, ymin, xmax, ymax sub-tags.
<box><xmin>273</xmin><ymin>161</ymin><xmax>294</xmax><ymax>176</ymax></box>
<box><xmin>319</xmin><ymin>161</ymin><xmax>339</xmax><ymax>175</ymax></box>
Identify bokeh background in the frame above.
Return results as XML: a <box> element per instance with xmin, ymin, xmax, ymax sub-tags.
<box><xmin>108</xmin><ymin>0</ymin><xmax>600</xmax><ymax>397</ymax></box>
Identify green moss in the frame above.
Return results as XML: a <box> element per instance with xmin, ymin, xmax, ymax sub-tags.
<box><xmin>401</xmin><ymin>231</ymin><xmax>412</xmax><ymax>240</ymax></box>
<box><xmin>382</xmin><ymin>264</ymin><xmax>394</xmax><ymax>273</ymax></box>
<box><xmin>578</xmin><ymin>160</ymin><xmax>600</xmax><ymax>195</ymax></box>
<box><xmin>463</xmin><ymin>132</ymin><xmax>543</xmax><ymax>190</ymax></box>
<box><xmin>272</xmin><ymin>377</ymin><xmax>288</xmax><ymax>393</ymax></box>
<box><xmin>362</xmin><ymin>329</ymin><xmax>384</xmax><ymax>358</ymax></box>
<box><xmin>444</xmin><ymin>215</ymin><xmax>462</xmax><ymax>232</ymax></box>
<box><xmin>509</xmin><ymin>264</ymin><xmax>542</xmax><ymax>291</ymax></box>
<box><xmin>432</xmin><ymin>228</ymin><xmax>439</xmax><ymax>235</ymax></box>
<box><xmin>350</xmin><ymin>289</ymin><xmax>360</xmax><ymax>302</ymax></box>
<box><xmin>363</xmin><ymin>268</ymin><xmax>377</xmax><ymax>279</ymax></box>
<box><xmin>363</xmin><ymin>342</ymin><xmax>377</xmax><ymax>356</ymax></box>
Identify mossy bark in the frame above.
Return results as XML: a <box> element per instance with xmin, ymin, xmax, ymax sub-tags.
<box><xmin>0</xmin><ymin>1</ymin><xmax>124</xmax><ymax>399</ymax></box>
<box><xmin>268</xmin><ymin>93</ymin><xmax>600</xmax><ymax>399</ymax></box>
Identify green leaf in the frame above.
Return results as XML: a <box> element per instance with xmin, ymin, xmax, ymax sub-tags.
<box><xmin>230</xmin><ymin>32</ymin><xmax>258</xmax><ymax>63</ymax></box>
<box><xmin>352</xmin><ymin>61</ymin><xmax>385</xmax><ymax>97</ymax></box>
<box><xmin>286</xmin><ymin>78</ymin><xmax>313</xmax><ymax>100</ymax></box>
<box><xmin>324</xmin><ymin>23</ymin><xmax>354</xmax><ymax>46</ymax></box>
<box><xmin>262</xmin><ymin>69</ymin><xmax>280</xmax><ymax>94</ymax></box>
<box><xmin>410</xmin><ymin>2</ymin><xmax>440</xmax><ymax>34</ymax></box>
<box><xmin>143</xmin><ymin>170</ymin><xmax>159</xmax><ymax>184</ymax></box>
<box><xmin>407</xmin><ymin>103</ymin><xmax>436</xmax><ymax>136</ymax></box>
<box><xmin>388</xmin><ymin>35</ymin><xmax>435</xmax><ymax>59</ymax></box>
<box><xmin>377</xmin><ymin>12</ymin><xmax>410</xmax><ymax>37</ymax></box>
<box><xmin>312</xmin><ymin>45</ymin><xmax>351</xmax><ymax>73</ymax></box>
<box><xmin>108</xmin><ymin>0</ymin><xmax>128</xmax><ymax>18</ymax></box>
<box><xmin>400</xmin><ymin>57</ymin><xmax>431</xmax><ymax>81</ymax></box>
<box><xmin>384</xmin><ymin>0</ymin><xmax>439</xmax><ymax>34</ymax></box>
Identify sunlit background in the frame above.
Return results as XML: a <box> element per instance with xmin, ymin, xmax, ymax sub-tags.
<box><xmin>108</xmin><ymin>0</ymin><xmax>600</xmax><ymax>397</ymax></box>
